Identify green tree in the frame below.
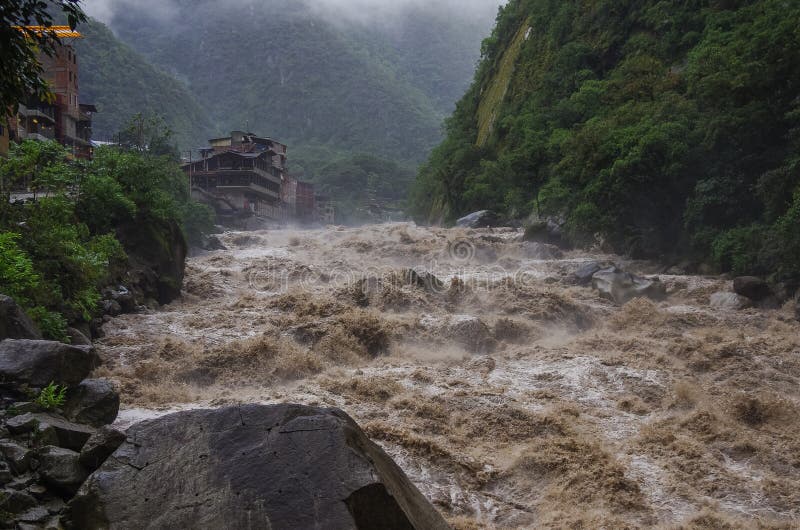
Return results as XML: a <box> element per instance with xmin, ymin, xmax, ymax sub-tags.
<box><xmin>0</xmin><ymin>0</ymin><xmax>85</xmax><ymax>112</ymax></box>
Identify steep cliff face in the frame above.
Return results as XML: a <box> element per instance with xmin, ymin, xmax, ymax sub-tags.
<box><xmin>116</xmin><ymin>218</ymin><xmax>187</xmax><ymax>306</ymax></box>
<box><xmin>413</xmin><ymin>0</ymin><xmax>800</xmax><ymax>279</ymax></box>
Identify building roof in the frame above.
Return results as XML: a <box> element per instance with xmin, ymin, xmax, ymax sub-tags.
<box><xmin>14</xmin><ymin>26</ymin><xmax>82</xmax><ymax>39</ymax></box>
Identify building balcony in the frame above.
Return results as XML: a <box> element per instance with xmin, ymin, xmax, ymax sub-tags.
<box><xmin>19</xmin><ymin>106</ymin><xmax>56</xmax><ymax>124</ymax></box>
<box><xmin>26</xmin><ymin>132</ymin><xmax>55</xmax><ymax>142</ymax></box>
<box><xmin>191</xmin><ymin>170</ymin><xmax>281</xmax><ymax>200</ymax></box>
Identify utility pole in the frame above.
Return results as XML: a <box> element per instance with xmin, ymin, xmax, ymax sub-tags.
<box><xmin>187</xmin><ymin>149</ymin><xmax>193</xmax><ymax>197</ymax></box>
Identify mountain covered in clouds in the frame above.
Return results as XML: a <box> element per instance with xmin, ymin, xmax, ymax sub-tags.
<box><xmin>80</xmin><ymin>0</ymin><xmax>499</xmax><ymax>170</ymax></box>
<box><xmin>74</xmin><ymin>18</ymin><xmax>213</xmax><ymax>149</ymax></box>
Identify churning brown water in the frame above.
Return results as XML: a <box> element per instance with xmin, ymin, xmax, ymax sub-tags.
<box><xmin>94</xmin><ymin>223</ymin><xmax>800</xmax><ymax>528</ymax></box>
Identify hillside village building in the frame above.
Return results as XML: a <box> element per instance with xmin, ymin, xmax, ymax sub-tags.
<box><xmin>183</xmin><ymin>131</ymin><xmax>334</xmax><ymax>226</ymax></box>
<box><xmin>1</xmin><ymin>26</ymin><xmax>95</xmax><ymax>159</ymax></box>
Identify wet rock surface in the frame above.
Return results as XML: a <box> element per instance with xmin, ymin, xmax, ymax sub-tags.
<box><xmin>63</xmin><ymin>379</ymin><xmax>119</xmax><ymax>427</ymax></box>
<box><xmin>0</xmin><ymin>341</ymin><xmax>98</xmax><ymax>389</ymax></box>
<box><xmin>66</xmin><ymin>404</ymin><xmax>450</xmax><ymax>530</ymax></box>
<box><xmin>709</xmin><ymin>291</ymin><xmax>752</xmax><ymax>310</ymax></box>
<box><xmin>455</xmin><ymin>210</ymin><xmax>501</xmax><ymax>228</ymax></box>
<box><xmin>0</xmin><ymin>339</ymin><xmax>121</xmax><ymax>529</ymax></box>
<box><xmin>0</xmin><ymin>296</ymin><xmax>41</xmax><ymax>341</ymax></box>
<box><xmin>591</xmin><ymin>266</ymin><xmax>667</xmax><ymax>304</ymax></box>
<box><xmin>733</xmin><ymin>276</ymin><xmax>771</xmax><ymax>301</ymax></box>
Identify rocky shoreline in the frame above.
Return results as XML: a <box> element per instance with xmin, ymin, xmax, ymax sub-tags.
<box><xmin>0</xmin><ymin>339</ymin><xmax>122</xmax><ymax>529</ymax></box>
<box><xmin>0</xmin><ymin>300</ymin><xmax>450</xmax><ymax>529</ymax></box>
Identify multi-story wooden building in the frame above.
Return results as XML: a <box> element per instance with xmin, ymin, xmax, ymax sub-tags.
<box><xmin>184</xmin><ymin>131</ymin><xmax>334</xmax><ymax>226</ymax></box>
<box><xmin>185</xmin><ymin>132</ymin><xmax>288</xmax><ymax>222</ymax></box>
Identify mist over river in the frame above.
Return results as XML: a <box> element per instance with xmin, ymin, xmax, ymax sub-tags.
<box><xmin>95</xmin><ymin>223</ymin><xmax>800</xmax><ymax>528</ymax></box>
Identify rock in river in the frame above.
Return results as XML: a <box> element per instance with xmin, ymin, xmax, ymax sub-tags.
<box><xmin>65</xmin><ymin>404</ymin><xmax>450</xmax><ymax>530</ymax></box>
<box><xmin>456</xmin><ymin>210</ymin><xmax>501</xmax><ymax>229</ymax></box>
<box><xmin>592</xmin><ymin>266</ymin><xmax>666</xmax><ymax>305</ymax></box>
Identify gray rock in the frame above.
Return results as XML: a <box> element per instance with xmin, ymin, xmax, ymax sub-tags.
<box><xmin>446</xmin><ymin>316</ymin><xmax>496</xmax><ymax>355</ymax></box>
<box><xmin>10</xmin><ymin>402</ymin><xmax>39</xmax><ymax>414</ymax></box>
<box><xmin>0</xmin><ymin>488</ymin><xmax>36</xmax><ymax>513</ymax></box>
<box><xmin>733</xmin><ymin>276</ymin><xmax>771</xmax><ymax>301</ymax></box>
<box><xmin>38</xmin><ymin>446</ymin><xmax>89</xmax><ymax>494</ymax></box>
<box><xmin>18</xmin><ymin>505</ymin><xmax>50</xmax><ymax>523</ymax></box>
<box><xmin>65</xmin><ymin>404</ymin><xmax>450</xmax><ymax>530</ymax></box>
<box><xmin>794</xmin><ymin>297</ymin><xmax>800</xmax><ymax>322</ymax></box>
<box><xmin>202</xmin><ymin>235</ymin><xmax>227</xmax><ymax>251</ymax></box>
<box><xmin>571</xmin><ymin>261</ymin><xmax>607</xmax><ymax>285</ymax></box>
<box><xmin>63</xmin><ymin>379</ymin><xmax>119</xmax><ymax>427</ymax></box>
<box><xmin>591</xmin><ymin>267</ymin><xmax>667</xmax><ymax>305</ymax></box>
<box><xmin>0</xmin><ymin>440</ymin><xmax>32</xmax><ymax>474</ymax></box>
<box><xmin>100</xmin><ymin>299</ymin><xmax>122</xmax><ymax>317</ymax></box>
<box><xmin>108</xmin><ymin>286</ymin><xmax>136</xmax><ymax>314</ymax></box>
<box><xmin>79</xmin><ymin>427</ymin><xmax>125</xmax><ymax>471</ymax></box>
<box><xmin>8</xmin><ymin>413</ymin><xmax>94</xmax><ymax>451</ymax></box>
<box><xmin>6</xmin><ymin>474</ymin><xmax>36</xmax><ymax>490</ymax></box>
<box><xmin>26</xmin><ymin>484</ymin><xmax>47</xmax><ymax>498</ymax></box>
<box><xmin>402</xmin><ymin>269</ymin><xmax>444</xmax><ymax>293</ymax></box>
<box><xmin>522</xmin><ymin>217</ymin><xmax>566</xmax><ymax>246</ymax></box>
<box><xmin>709</xmin><ymin>292</ymin><xmax>752</xmax><ymax>310</ymax></box>
<box><xmin>0</xmin><ymin>340</ymin><xmax>99</xmax><ymax>389</ymax></box>
<box><xmin>456</xmin><ymin>210</ymin><xmax>501</xmax><ymax>229</ymax></box>
<box><xmin>35</xmin><ymin>414</ymin><xmax>96</xmax><ymax>452</ymax></box>
<box><xmin>67</xmin><ymin>328</ymin><xmax>91</xmax><ymax>347</ymax></box>
<box><xmin>521</xmin><ymin>242</ymin><xmax>563</xmax><ymax>260</ymax></box>
<box><xmin>6</xmin><ymin>413</ymin><xmax>38</xmax><ymax>435</ymax></box>
<box><xmin>0</xmin><ymin>295</ymin><xmax>41</xmax><ymax>340</ymax></box>
<box><xmin>0</xmin><ymin>461</ymin><xmax>12</xmax><ymax>484</ymax></box>
<box><xmin>44</xmin><ymin>516</ymin><xmax>63</xmax><ymax>529</ymax></box>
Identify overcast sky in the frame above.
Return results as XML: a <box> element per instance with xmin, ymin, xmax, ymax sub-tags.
<box><xmin>81</xmin><ymin>0</ymin><xmax>503</xmax><ymax>26</ymax></box>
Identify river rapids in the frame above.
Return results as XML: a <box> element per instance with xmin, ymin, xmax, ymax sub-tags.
<box><xmin>94</xmin><ymin>223</ymin><xmax>800</xmax><ymax>528</ymax></box>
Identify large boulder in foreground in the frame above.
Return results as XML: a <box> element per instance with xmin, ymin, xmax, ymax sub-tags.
<box><xmin>0</xmin><ymin>340</ymin><xmax>99</xmax><ymax>389</ymax></box>
<box><xmin>0</xmin><ymin>295</ymin><xmax>41</xmax><ymax>340</ymax></box>
<box><xmin>65</xmin><ymin>404</ymin><xmax>450</xmax><ymax>530</ymax></box>
<box><xmin>592</xmin><ymin>267</ymin><xmax>667</xmax><ymax>305</ymax></box>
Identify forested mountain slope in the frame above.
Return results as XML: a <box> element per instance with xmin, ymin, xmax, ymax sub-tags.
<box><xmin>92</xmin><ymin>0</ymin><xmax>497</xmax><ymax>166</ymax></box>
<box><xmin>413</xmin><ymin>0</ymin><xmax>800</xmax><ymax>280</ymax></box>
<box><xmin>74</xmin><ymin>18</ymin><xmax>212</xmax><ymax>150</ymax></box>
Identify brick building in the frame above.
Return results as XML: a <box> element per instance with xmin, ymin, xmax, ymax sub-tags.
<box><xmin>4</xmin><ymin>26</ymin><xmax>95</xmax><ymax>159</ymax></box>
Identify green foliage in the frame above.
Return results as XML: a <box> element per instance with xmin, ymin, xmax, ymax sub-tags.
<box><xmin>0</xmin><ymin>140</ymin><xmax>76</xmax><ymax>195</ymax></box>
<box><xmin>0</xmin><ymin>232</ymin><xmax>39</xmax><ymax>306</ymax></box>
<box><xmin>181</xmin><ymin>201</ymin><xmax>215</xmax><ymax>247</ymax></box>
<box><xmin>71</xmin><ymin>17</ymin><xmax>212</xmax><ymax>150</ymax></box>
<box><xmin>0</xmin><ymin>139</ymin><xmax>207</xmax><ymax>338</ymax></box>
<box><xmin>27</xmin><ymin>307</ymin><xmax>68</xmax><ymax>342</ymax></box>
<box><xmin>299</xmin><ymin>153</ymin><xmax>415</xmax><ymax>223</ymax></box>
<box><xmin>92</xmin><ymin>1</ymin><xmax>497</xmax><ymax>162</ymax></box>
<box><xmin>34</xmin><ymin>382</ymin><xmax>67</xmax><ymax>411</ymax></box>
<box><xmin>415</xmin><ymin>0</ymin><xmax>800</xmax><ymax>279</ymax></box>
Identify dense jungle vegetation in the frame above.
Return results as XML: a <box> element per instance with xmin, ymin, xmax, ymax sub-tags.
<box><xmin>413</xmin><ymin>0</ymin><xmax>800</xmax><ymax>280</ymax></box>
<box><xmin>0</xmin><ymin>140</ymin><xmax>213</xmax><ymax>340</ymax></box>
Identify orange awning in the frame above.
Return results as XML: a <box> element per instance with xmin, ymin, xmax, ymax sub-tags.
<box><xmin>13</xmin><ymin>26</ymin><xmax>82</xmax><ymax>39</ymax></box>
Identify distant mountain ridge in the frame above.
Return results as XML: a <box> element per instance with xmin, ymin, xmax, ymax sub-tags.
<box><xmin>86</xmin><ymin>0</ymin><xmax>499</xmax><ymax>164</ymax></box>
<box><xmin>74</xmin><ymin>18</ymin><xmax>213</xmax><ymax>150</ymax></box>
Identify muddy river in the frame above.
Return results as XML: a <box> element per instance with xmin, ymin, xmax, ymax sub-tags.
<box><xmin>94</xmin><ymin>223</ymin><xmax>800</xmax><ymax>528</ymax></box>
